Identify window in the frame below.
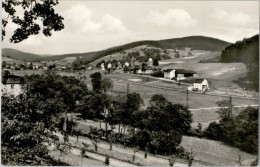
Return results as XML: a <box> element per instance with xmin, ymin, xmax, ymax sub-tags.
<box><xmin>11</xmin><ymin>84</ymin><xmax>14</xmax><ymax>89</ymax></box>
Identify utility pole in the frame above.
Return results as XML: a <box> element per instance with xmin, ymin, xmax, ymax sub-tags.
<box><xmin>127</xmin><ymin>83</ymin><xmax>129</xmax><ymax>94</ymax></box>
<box><xmin>63</xmin><ymin>110</ymin><xmax>68</xmax><ymax>142</ymax></box>
<box><xmin>229</xmin><ymin>95</ymin><xmax>233</xmax><ymax>118</ymax></box>
<box><xmin>186</xmin><ymin>89</ymin><xmax>189</xmax><ymax>109</ymax></box>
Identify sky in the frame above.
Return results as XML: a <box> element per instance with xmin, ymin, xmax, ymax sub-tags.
<box><xmin>2</xmin><ymin>1</ymin><xmax>259</xmax><ymax>55</ymax></box>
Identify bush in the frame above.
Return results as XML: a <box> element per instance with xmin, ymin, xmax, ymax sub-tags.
<box><xmin>203</xmin><ymin>121</ymin><xmax>223</xmax><ymax>140</ymax></box>
<box><xmin>134</xmin><ymin>130</ymin><xmax>151</xmax><ymax>149</ymax></box>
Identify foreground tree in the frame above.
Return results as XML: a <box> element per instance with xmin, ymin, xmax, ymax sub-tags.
<box><xmin>1</xmin><ymin>94</ymin><xmax>63</xmax><ymax>165</ymax></box>
<box><xmin>90</xmin><ymin>72</ymin><xmax>103</xmax><ymax>93</ymax></box>
<box><xmin>2</xmin><ymin>0</ymin><xmax>64</xmax><ymax>42</ymax></box>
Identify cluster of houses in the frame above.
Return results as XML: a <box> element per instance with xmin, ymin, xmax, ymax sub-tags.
<box><xmin>99</xmin><ymin>58</ymin><xmax>209</xmax><ymax>92</ymax></box>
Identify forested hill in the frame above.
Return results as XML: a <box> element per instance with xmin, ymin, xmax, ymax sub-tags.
<box><xmin>157</xmin><ymin>36</ymin><xmax>230</xmax><ymax>51</ymax></box>
<box><xmin>2</xmin><ymin>48</ymin><xmax>42</xmax><ymax>62</ymax></box>
<box><xmin>221</xmin><ymin>34</ymin><xmax>259</xmax><ymax>91</ymax></box>
<box><xmin>72</xmin><ymin>36</ymin><xmax>230</xmax><ymax>64</ymax></box>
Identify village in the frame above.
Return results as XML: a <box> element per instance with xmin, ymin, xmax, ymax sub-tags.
<box><xmin>1</xmin><ymin>1</ymin><xmax>259</xmax><ymax>166</ymax></box>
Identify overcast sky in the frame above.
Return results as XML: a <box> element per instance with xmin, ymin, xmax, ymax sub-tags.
<box><xmin>2</xmin><ymin>1</ymin><xmax>259</xmax><ymax>55</ymax></box>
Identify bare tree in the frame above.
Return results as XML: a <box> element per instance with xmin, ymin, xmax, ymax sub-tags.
<box><xmin>169</xmin><ymin>155</ymin><xmax>176</xmax><ymax>166</ymax></box>
<box><xmin>187</xmin><ymin>148</ymin><xmax>196</xmax><ymax>167</ymax></box>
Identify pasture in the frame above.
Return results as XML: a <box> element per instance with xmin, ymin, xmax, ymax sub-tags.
<box><xmin>180</xmin><ymin>136</ymin><xmax>257</xmax><ymax>166</ymax></box>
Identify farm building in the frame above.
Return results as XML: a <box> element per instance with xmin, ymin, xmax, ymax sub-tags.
<box><xmin>164</xmin><ymin>69</ymin><xmax>196</xmax><ymax>80</ymax></box>
<box><xmin>2</xmin><ymin>75</ymin><xmax>26</xmax><ymax>96</ymax></box>
<box><xmin>164</xmin><ymin>69</ymin><xmax>175</xmax><ymax>79</ymax></box>
<box><xmin>193</xmin><ymin>79</ymin><xmax>209</xmax><ymax>91</ymax></box>
<box><xmin>175</xmin><ymin>69</ymin><xmax>196</xmax><ymax>81</ymax></box>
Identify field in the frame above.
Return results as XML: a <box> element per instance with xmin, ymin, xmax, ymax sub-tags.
<box><xmin>180</xmin><ymin>136</ymin><xmax>257</xmax><ymax>166</ymax></box>
<box><xmin>3</xmin><ymin>57</ymin><xmax>24</xmax><ymax>64</ymax></box>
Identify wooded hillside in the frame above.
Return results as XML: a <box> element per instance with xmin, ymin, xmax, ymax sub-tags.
<box><xmin>221</xmin><ymin>34</ymin><xmax>259</xmax><ymax>91</ymax></box>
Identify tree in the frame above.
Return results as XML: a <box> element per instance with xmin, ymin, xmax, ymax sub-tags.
<box><xmin>2</xmin><ymin>0</ymin><xmax>64</xmax><ymax>43</ymax></box>
<box><xmin>153</xmin><ymin>58</ymin><xmax>159</xmax><ymax>66</ymax></box>
<box><xmin>149</xmin><ymin>130</ymin><xmax>182</xmax><ymax>155</ymax></box>
<box><xmin>102</xmin><ymin>77</ymin><xmax>114</xmax><ymax>92</ymax></box>
<box><xmin>2</xmin><ymin>61</ymin><xmax>7</xmax><ymax>68</ymax></box>
<box><xmin>133</xmin><ymin>130</ymin><xmax>151</xmax><ymax>149</ymax></box>
<box><xmin>122</xmin><ymin>92</ymin><xmax>144</xmax><ymax>129</ymax></box>
<box><xmin>204</xmin><ymin>121</ymin><xmax>222</xmax><ymax>140</ymax></box>
<box><xmin>186</xmin><ymin>149</ymin><xmax>197</xmax><ymax>167</ymax></box>
<box><xmin>168</xmin><ymin>155</ymin><xmax>176</xmax><ymax>166</ymax></box>
<box><xmin>1</xmin><ymin>94</ymin><xmax>63</xmax><ymax>165</ymax></box>
<box><xmin>90</xmin><ymin>72</ymin><xmax>103</xmax><ymax>93</ymax></box>
<box><xmin>104</xmin><ymin>156</ymin><xmax>110</xmax><ymax>166</ymax></box>
<box><xmin>216</xmin><ymin>96</ymin><xmax>234</xmax><ymax>120</ymax></box>
<box><xmin>142</xmin><ymin>97</ymin><xmax>192</xmax><ymax>134</ymax></box>
<box><xmin>141</xmin><ymin>63</ymin><xmax>147</xmax><ymax>72</ymax></box>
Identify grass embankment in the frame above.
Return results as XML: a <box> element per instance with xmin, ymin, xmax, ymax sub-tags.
<box><xmin>73</xmin><ymin>121</ymin><xmax>257</xmax><ymax>166</ymax></box>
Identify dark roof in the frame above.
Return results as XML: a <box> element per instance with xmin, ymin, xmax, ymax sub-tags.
<box><xmin>194</xmin><ymin>79</ymin><xmax>205</xmax><ymax>83</ymax></box>
<box><xmin>164</xmin><ymin>69</ymin><xmax>174</xmax><ymax>72</ymax></box>
<box><xmin>2</xmin><ymin>75</ymin><xmax>25</xmax><ymax>84</ymax></box>
<box><xmin>176</xmin><ymin>69</ymin><xmax>196</xmax><ymax>74</ymax></box>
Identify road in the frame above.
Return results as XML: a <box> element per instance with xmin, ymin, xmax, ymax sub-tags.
<box><xmin>189</xmin><ymin>104</ymin><xmax>259</xmax><ymax>111</ymax></box>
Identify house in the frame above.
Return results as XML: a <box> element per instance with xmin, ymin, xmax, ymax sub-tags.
<box><xmin>164</xmin><ymin>69</ymin><xmax>176</xmax><ymax>79</ymax></box>
<box><xmin>101</xmin><ymin>63</ymin><xmax>105</xmax><ymax>70</ymax></box>
<box><xmin>137</xmin><ymin>69</ymin><xmax>144</xmax><ymax>75</ymax></box>
<box><xmin>175</xmin><ymin>69</ymin><xmax>196</xmax><ymax>81</ymax></box>
<box><xmin>107</xmin><ymin>63</ymin><xmax>112</xmax><ymax>69</ymax></box>
<box><xmin>193</xmin><ymin>79</ymin><xmax>209</xmax><ymax>91</ymax></box>
<box><xmin>2</xmin><ymin>75</ymin><xmax>26</xmax><ymax>96</ymax></box>
<box><xmin>148</xmin><ymin>58</ymin><xmax>153</xmax><ymax>66</ymax></box>
<box><xmin>124</xmin><ymin>62</ymin><xmax>130</xmax><ymax>67</ymax></box>
<box><xmin>145</xmin><ymin>68</ymin><xmax>154</xmax><ymax>75</ymax></box>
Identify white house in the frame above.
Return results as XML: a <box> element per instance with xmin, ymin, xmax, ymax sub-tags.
<box><xmin>107</xmin><ymin>63</ymin><xmax>112</xmax><ymax>69</ymax></box>
<box><xmin>145</xmin><ymin>69</ymin><xmax>154</xmax><ymax>75</ymax></box>
<box><xmin>137</xmin><ymin>69</ymin><xmax>144</xmax><ymax>75</ymax></box>
<box><xmin>124</xmin><ymin>62</ymin><xmax>130</xmax><ymax>67</ymax></box>
<box><xmin>193</xmin><ymin>79</ymin><xmax>209</xmax><ymax>91</ymax></box>
<box><xmin>164</xmin><ymin>69</ymin><xmax>175</xmax><ymax>79</ymax></box>
<box><xmin>2</xmin><ymin>75</ymin><xmax>25</xmax><ymax>96</ymax></box>
<box><xmin>101</xmin><ymin>63</ymin><xmax>105</xmax><ymax>70</ymax></box>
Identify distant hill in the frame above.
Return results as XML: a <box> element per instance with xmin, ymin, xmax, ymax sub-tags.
<box><xmin>2</xmin><ymin>48</ymin><xmax>42</xmax><ymax>62</ymax></box>
<box><xmin>2</xmin><ymin>36</ymin><xmax>231</xmax><ymax>63</ymax></box>
<box><xmin>157</xmin><ymin>36</ymin><xmax>231</xmax><ymax>51</ymax></box>
<box><xmin>70</xmin><ymin>36</ymin><xmax>231</xmax><ymax>64</ymax></box>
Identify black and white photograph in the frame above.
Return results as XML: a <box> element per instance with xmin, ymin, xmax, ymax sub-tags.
<box><xmin>1</xmin><ymin>0</ymin><xmax>259</xmax><ymax>166</ymax></box>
